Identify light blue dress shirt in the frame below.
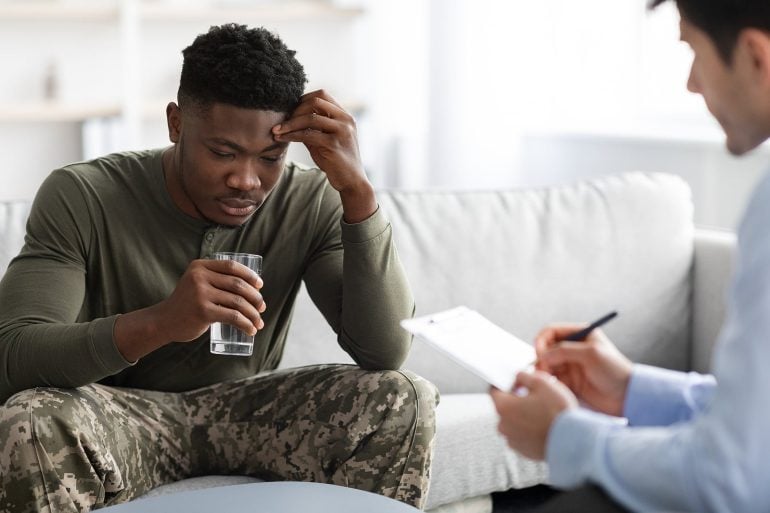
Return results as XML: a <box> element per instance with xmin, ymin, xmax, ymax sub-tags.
<box><xmin>546</xmin><ymin>169</ymin><xmax>770</xmax><ymax>513</ymax></box>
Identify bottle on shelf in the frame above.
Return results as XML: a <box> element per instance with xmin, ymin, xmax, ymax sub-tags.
<box><xmin>43</xmin><ymin>60</ymin><xmax>58</xmax><ymax>102</ymax></box>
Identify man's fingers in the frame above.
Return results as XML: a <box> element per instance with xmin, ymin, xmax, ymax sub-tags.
<box><xmin>489</xmin><ymin>386</ymin><xmax>517</xmax><ymax>415</ymax></box>
<box><xmin>274</xmin><ymin>128</ymin><xmax>335</xmax><ymax>147</ymax></box>
<box><xmin>208</xmin><ymin>302</ymin><xmax>263</xmax><ymax>335</ymax></box>
<box><xmin>273</xmin><ymin>112</ymin><xmax>338</xmax><ymax>136</ymax></box>
<box><xmin>299</xmin><ymin>89</ymin><xmax>344</xmax><ymax>110</ymax></box>
<box><xmin>204</xmin><ymin>259</ymin><xmax>262</xmax><ymax>288</ymax></box>
<box><xmin>513</xmin><ymin>370</ymin><xmax>557</xmax><ymax>391</ymax></box>
<box><xmin>273</xmin><ymin>94</ymin><xmax>355</xmax><ymax>137</ymax></box>
<box><xmin>534</xmin><ymin>324</ymin><xmax>589</xmax><ymax>359</ymax></box>
<box><xmin>542</xmin><ymin>342</ymin><xmax>595</xmax><ymax>367</ymax></box>
<box><xmin>287</xmin><ymin>94</ymin><xmax>348</xmax><ymax>124</ymax></box>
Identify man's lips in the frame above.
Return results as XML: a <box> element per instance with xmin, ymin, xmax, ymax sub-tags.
<box><xmin>218</xmin><ymin>198</ymin><xmax>258</xmax><ymax>217</ymax></box>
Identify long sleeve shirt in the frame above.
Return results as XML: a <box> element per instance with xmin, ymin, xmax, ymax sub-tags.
<box><xmin>0</xmin><ymin>149</ymin><xmax>415</xmax><ymax>403</ymax></box>
<box><xmin>546</xmin><ymin>169</ymin><xmax>770</xmax><ymax>513</ymax></box>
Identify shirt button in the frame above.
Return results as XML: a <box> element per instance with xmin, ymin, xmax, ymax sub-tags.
<box><xmin>205</xmin><ymin>233</ymin><xmax>214</xmax><ymax>242</ymax></box>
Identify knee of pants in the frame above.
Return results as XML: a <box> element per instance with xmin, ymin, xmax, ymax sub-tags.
<box><xmin>366</xmin><ymin>370</ymin><xmax>440</xmax><ymax>421</ymax></box>
<box><xmin>1</xmin><ymin>387</ymin><xmax>91</xmax><ymax>449</ymax></box>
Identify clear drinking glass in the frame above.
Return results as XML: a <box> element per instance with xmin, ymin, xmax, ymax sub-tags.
<box><xmin>209</xmin><ymin>252</ymin><xmax>263</xmax><ymax>356</ymax></box>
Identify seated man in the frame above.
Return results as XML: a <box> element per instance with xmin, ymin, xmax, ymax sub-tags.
<box><xmin>0</xmin><ymin>24</ymin><xmax>437</xmax><ymax>513</ymax></box>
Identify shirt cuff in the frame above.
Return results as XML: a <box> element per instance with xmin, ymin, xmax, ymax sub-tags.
<box><xmin>547</xmin><ymin>408</ymin><xmax>626</xmax><ymax>488</ymax></box>
<box><xmin>89</xmin><ymin>315</ymin><xmax>133</xmax><ymax>374</ymax></box>
<box><xmin>623</xmin><ymin>364</ymin><xmax>714</xmax><ymax>426</ymax></box>
<box><xmin>340</xmin><ymin>205</ymin><xmax>389</xmax><ymax>243</ymax></box>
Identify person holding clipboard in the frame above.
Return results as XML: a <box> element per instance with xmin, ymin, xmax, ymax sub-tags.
<box><xmin>491</xmin><ymin>1</ymin><xmax>770</xmax><ymax>512</ymax></box>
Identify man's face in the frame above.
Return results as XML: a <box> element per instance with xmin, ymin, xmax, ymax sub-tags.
<box><xmin>165</xmin><ymin>102</ymin><xmax>289</xmax><ymax>226</ymax></box>
<box><xmin>680</xmin><ymin>18</ymin><xmax>770</xmax><ymax>155</ymax></box>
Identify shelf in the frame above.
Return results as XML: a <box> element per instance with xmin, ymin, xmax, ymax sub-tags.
<box><xmin>0</xmin><ymin>1</ymin><xmax>363</xmax><ymax>22</ymax></box>
<box><xmin>0</xmin><ymin>99</ymin><xmax>366</xmax><ymax>123</ymax></box>
<box><xmin>0</xmin><ymin>103</ymin><xmax>120</xmax><ymax>122</ymax></box>
<box><xmin>141</xmin><ymin>2</ymin><xmax>364</xmax><ymax>22</ymax></box>
<box><xmin>0</xmin><ymin>0</ymin><xmax>365</xmax><ymax>121</ymax></box>
<box><xmin>0</xmin><ymin>3</ymin><xmax>118</xmax><ymax>21</ymax></box>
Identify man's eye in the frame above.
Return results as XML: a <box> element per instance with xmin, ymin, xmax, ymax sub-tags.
<box><xmin>262</xmin><ymin>153</ymin><xmax>285</xmax><ymax>163</ymax></box>
<box><xmin>210</xmin><ymin>149</ymin><xmax>234</xmax><ymax>159</ymax></box>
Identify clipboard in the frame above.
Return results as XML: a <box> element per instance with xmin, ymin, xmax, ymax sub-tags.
<box><xmin>401</xmin><ymin>306</ymin><xmax>535</xmax><ymax>391</ymax></box>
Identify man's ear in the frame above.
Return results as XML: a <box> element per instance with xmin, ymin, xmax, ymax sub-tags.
<box><xmin>166</xmin><ymin>102</ymin><xmax>182</xmax><ymax>143</ymax></box>
<box><xmin>739</xmin><ymin>29</ymin><xmax>770</xmax><ymax>87</ymax></box>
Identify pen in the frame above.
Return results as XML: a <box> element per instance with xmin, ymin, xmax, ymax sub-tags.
<box><xmin>563</xmin><ymin>310</ymin><xmax>618</xmax><ymax>341</ymax></box>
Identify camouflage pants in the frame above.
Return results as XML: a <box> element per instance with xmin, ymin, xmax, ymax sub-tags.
<box><xmin>0</xmin><ymin>364</ymin><xmax>439</xmax><ymax>513</ymax></box>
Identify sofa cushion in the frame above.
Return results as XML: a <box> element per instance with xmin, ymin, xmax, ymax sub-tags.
<box><xmin>282</xmin><ymin>172</ymin><xmax>694</xmax><ymax>393</ymax></box>
<box><xmin>426</xmin><ymin>394</ymin><xmax>547</xmax><ymax>507</ymax></box>
<box><xmin>141</xmin><ymin>394</ymin><xmax>534</xmax><ymax>511</ymax></box>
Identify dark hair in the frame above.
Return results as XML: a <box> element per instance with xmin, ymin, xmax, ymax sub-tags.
<box><xmin>178</xmin><ymin>23</ymin><xmax>306</xmax><ymax>113</ymax></box>
<box><xmin>650</xmin><ymin>0</ymin><xmax>770</xmax><ymax>64</ymax></box>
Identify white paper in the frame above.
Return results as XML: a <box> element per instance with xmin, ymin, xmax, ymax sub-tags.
<box><xmin>401</xmin><ymin>306</ymin><xmax>536</xmax><ymax>391</ymax></box>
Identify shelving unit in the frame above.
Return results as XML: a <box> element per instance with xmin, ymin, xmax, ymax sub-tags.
<box><xmin>140</xmin><ymin>2</ymin><xmax>363</xmax><ymax>22</ymax></box>
<box><xmin>0</xmin><ymin>103</ymin><xmax>120</xmax><ymax>123</ymax></box>
<box><xmin>0</xmin><ymin>0</ymin><xmax>365</xmax><ymax>127</ymax></box>
<box><xmin>0</xmin><ymin>0</ymin><xmax>367</xmax><ymax>200</ymax></box>
<box><xmin>0</xmin><ymin>2</ymin><xmax>117</xmax><ymax>21</ymax></box>
<box><xmin>0</xmin><ymin>1</ymin><xmax>363</xmax><ymax>22</ymax></box>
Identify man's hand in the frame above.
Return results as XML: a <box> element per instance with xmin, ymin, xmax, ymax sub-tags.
<box><xmin>490</xmin><ymin>371</ymin><xmax>578</xmax><ymax>460</ymax></box>
<box><xmin>272</xmin><ymin>89</ymin><xmax>376</xmax><ymax>223</ymax></box>
<box><xmin>114</xmin><ymin>259</ymin><xmax>266</xmax><ymax>362</ymax></box>
<box><xmin>535</xmin><ymin>325</ymin><xmax>633</xmax><ymax>417</ymax></box>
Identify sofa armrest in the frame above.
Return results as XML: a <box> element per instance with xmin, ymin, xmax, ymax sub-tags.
<box><xmin>691</xmin><ymin>228</ymin><xmax>736</xmax><ymax>373</ymax></box>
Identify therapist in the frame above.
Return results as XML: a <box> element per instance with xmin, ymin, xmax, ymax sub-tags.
<box><xmin>491</xmin><ymin>0</ymin><xmax>770</xmax><ymax>511</ymax></box>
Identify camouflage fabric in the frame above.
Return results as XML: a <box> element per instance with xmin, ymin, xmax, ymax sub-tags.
<box><xmin>0</xmin><ymin>364</ymin><xmax>439</xmax><ymax>513</ymax></box>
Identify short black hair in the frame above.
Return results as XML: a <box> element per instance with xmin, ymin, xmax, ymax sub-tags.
<box><xmin>650</xmin><ymin>0</ymin><xmax>770</xmax><ymax>64</ymax></box>
<box><xmin>178</xmin><ymin>23</ymin><xmax>306</xmax><ymax>113</ymax></box>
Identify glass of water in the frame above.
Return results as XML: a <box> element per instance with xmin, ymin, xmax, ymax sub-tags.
<box><xmin>209</xmin><ymin>252</ymin><xmax>263</xmax><ymax>356</ymax></box>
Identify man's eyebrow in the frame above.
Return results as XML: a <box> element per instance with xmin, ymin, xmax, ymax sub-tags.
<box><xmin>208</xmin><ymin>138</ymin><xmax>246</xmax><ymax>153</ymax></box>
<box><xmin>207</xmin><ymin>138</ymin><xmax>288</xmax><ymax>154</ymax></box>
<box><xmin>261</xmin><ymin>142</ymin><xmax>289</xmax><ymax>153</ymax></box>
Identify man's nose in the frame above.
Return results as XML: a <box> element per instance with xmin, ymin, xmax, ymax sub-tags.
<box><xmin>226</xmin><ymin>159</ymin><xmax>261</xmax><ymax>190</ymax></box>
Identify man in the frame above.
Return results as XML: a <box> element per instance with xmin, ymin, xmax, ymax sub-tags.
<box><xmin>490</xmin><ymin>1</ymin><xmax>770</xmax><ymax>512</ymax></box>
<box><xmin>0</xmin><ymin>24</ymin><xmax>437</xmax><ymax>513</ymax></box>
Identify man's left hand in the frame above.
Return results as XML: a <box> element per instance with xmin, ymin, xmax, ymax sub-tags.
<box><xmin>272</xmin><ymin>89</ymin><xmax>376</xmax><ymax>223</ymax></box>
<box><xmin>489</xmin><ymin>370</ymin><xmax>578</xmax><ymax>460</ymax></box>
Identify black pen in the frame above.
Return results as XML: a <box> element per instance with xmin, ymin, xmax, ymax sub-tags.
<box><xmin>563</xmin><ymin>310</ymin><xmax>618</xmax><ymax>341</ymax></box>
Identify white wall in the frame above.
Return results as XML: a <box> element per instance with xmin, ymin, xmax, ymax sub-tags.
<box><xmin>416</xmin><ymin>0</ymin><xmax>767</xmax><ymax>231</ymax></box>
<box><xmin>0</xmin><ymin>123</ymin><xmax>82</xmax><ymax>201</ymax></box>
<box><xmin>0</xmin><ymin>0</ymin><xmax>765</xmax><ymax>231</ymax></box>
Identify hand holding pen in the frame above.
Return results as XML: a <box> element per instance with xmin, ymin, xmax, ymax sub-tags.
<box><xmin>532</xmin><ymin>311</ymin><xmax>633</xmax><ymax>417</ymax></box>
<box><xmin>561</xmin><ymin>310</ymin><xmax>618</xmax><ymax>341</ymax></box>
<box><xmin>490</xmin><ymin>311</ymin><xmax>631</xmax><ymax>457</ymax></box>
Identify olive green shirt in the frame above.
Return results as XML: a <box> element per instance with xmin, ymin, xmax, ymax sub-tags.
<box><xmin>0</xmin><ymin>149</ymin><xmax>414</xmax><ymax>403</ymax></box>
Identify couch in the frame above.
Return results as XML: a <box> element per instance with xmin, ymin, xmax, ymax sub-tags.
<box><xmin>0</xmin><ymin>171</ymin><xmax>735</xmax><ymax>513</ymax></box>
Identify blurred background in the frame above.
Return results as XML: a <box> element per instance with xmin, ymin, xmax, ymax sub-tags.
<box><xmin>0</xmin><ymin>0</ymin><xmax>767</xmax><ymax>230</ymax></box>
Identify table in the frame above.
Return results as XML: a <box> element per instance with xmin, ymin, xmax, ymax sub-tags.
<box><xmin>101</xmin><ymin>481</ymin><xmax>420</xmax><ymax>512</ymax></box>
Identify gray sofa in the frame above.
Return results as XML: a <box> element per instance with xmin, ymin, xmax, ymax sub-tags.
<box><xmin>0</xmin><ymin>171</ymin><xmax>735</xmax><ymax>513</ymax></box>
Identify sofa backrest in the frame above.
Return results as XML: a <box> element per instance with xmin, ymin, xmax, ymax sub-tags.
<box><xmin>282</xmin><ymin>172</ymin><xmax>695</xmax><ymax>393</ymax></box>
<box><xmin>0</xmin><ymin>172</ymin><xmax>695</xmax><ymax>394</ymax></box>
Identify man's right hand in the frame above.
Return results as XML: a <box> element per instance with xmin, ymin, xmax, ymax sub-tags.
<box><xmin>534</xmin><ymin>325</ymin><xmax>633</xmax><ymax>417</ymax></box>
<box><xmin>114</xmin><ymin>259</ymin><xmax>265</xmax><ymax>362</ymax></box>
